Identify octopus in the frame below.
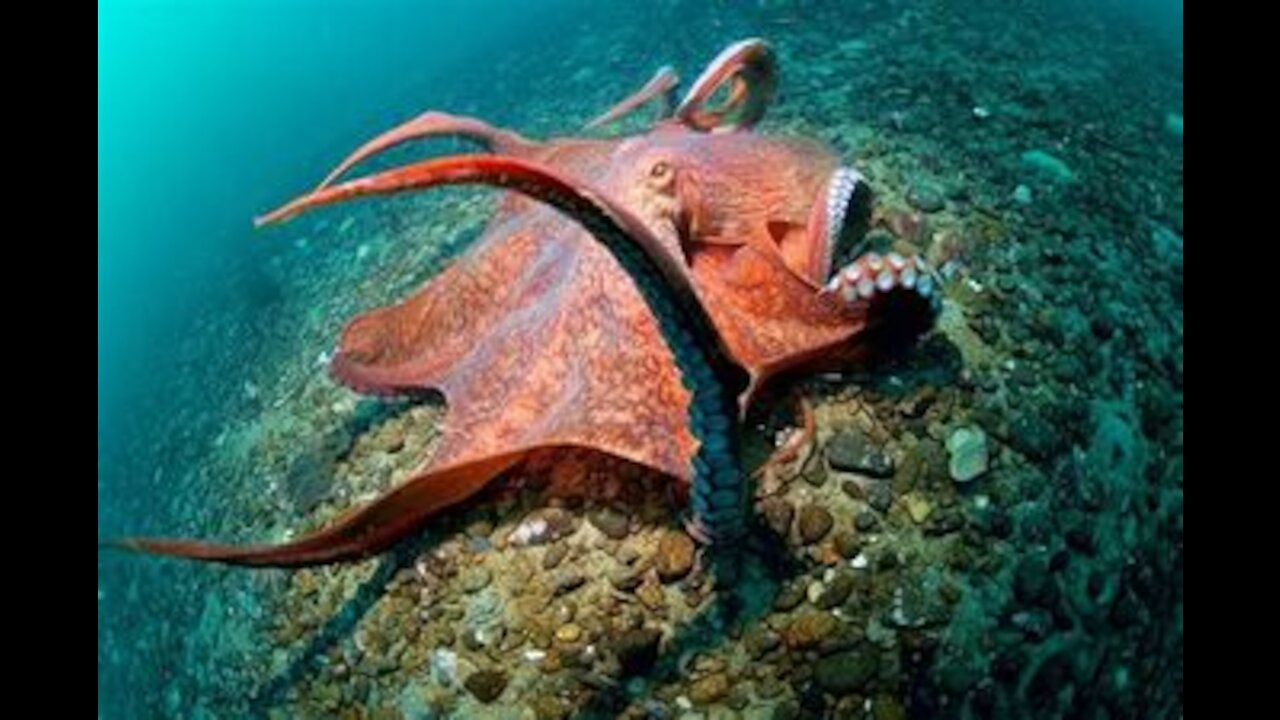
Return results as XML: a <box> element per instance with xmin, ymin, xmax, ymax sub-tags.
<box><xmin>108</xmin><ymin>39</ymin><xmax>939</xmax><ymax>568</ymax></box>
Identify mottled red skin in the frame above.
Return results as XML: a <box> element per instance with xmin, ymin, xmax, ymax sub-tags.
<box><xmin>113</xmin><ymin>40</ymin><xmax>909</xmax><ymax>566</ymax></box>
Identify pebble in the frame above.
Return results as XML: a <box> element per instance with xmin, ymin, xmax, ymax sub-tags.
<box><xmin>855</xmin><ymin>511</ymin><xmax>880</xmax><ymax>533</ymax></box>
<box><xmin>827</xmin><ymin>431</ymin><xmax>895</xmax><ymax>478</ymax></box>
<box><xmin>542</xmin><ymin>544</ymin><xmax>569</xmax><ymax>570</ymax></box>
<box><xmin>908</xmin><ymin>182</ymin><xmax>947</xmax><ymax>213</ymax></box>
<box><xmin>655</xmin><ymin>531</ymin><xmax>696</xmax><ymax>583</ymax></box>
<box><xmin>947</xmin><ymin>426</ymin><xmax>990</xmax><ymax>483</ymax></box>
<box><xmin>759</xmin><ymin>497</ymin><xmax>795</xmax><ymax>538</ymax></box>
<box><xmin>552</xmin><ymin>600</ymin><xmax>577</xmax><ymax>624</ymax></box>
<box><xmin>872</xmin><ymin>695</ymin><xmax>907</xmax><ymax>720</ymax></box>
<box><xmin>637</xmin><ymin>580</ymin><xmax>666</xmax><ymax>610</ymax></box>
<box><xmin>555</xmin><ymin>624</ymin><xmax>583</xmax><ymax>644</ymax></box>
<box><xmin>814</xmin><ymin>651</ymin><xmax>877</xmax><ymax>694</ymax></box>
<box><xmin>834</xmin><ymin>530</ymin><xmax>864</xmax><ymax>560</ymax></box>
<box><xmin>868</xmin><ymin>483</ymin><xmax>894</xmax><ymax>513</ymax></box>
<box><xmin>784</xmin><ymin>612</ymin><xmax>838</xmax><ymax>650</ymax></box>
<box><xmin>689</xmin><ymin>673</ymin><xmax>731</xmax><ymax>705</ymax></box>
<box><xmin>797</xmin><ymin>505</ymin><xmax>834</xmax><ymax>544</ymax></box>
<box><xmin>531</xmin><ymin>695</ymin><xmax>570</xmax><ymax>720</ymax></box>
<box><xmin>608</xmin><ymin>566</ymin><xmax>645</xmax><ymax>592</ymax></box>
<box><xmin>744</xmin><ymin>627</ymin><xmax>781</xmax><ymax>659</ymax></box>
<box><xmin>554</xmin><ymin>571</ymin><xmax>587</xmax><ymax>596</ymax></box>
<box><xmin>1020</xmin><ymin>149</ymin><xmax>1076</xmax><ymax>184</ymax></box>
<box><xmin>508</xmin><ymin>508</ymin><xmax>578</xmax><ymax>547</ymax></box>
<box><xmin>774</xmin><ymin>581</ymin><xmax>807</xmax><ymax>612</ymax></box>
<box><xmin>464</xmin><ymin>669</ymin><xmax>508</xmax><ymax>703</ymax></box>
<box><xmin>589</xmin><ymin>507</ymin><xmax>630</xmax><ymax>539</ymax></box>
<box><xmin>1013</xmin><ymin>184</ymin><xmax>1034</xmax><ymax>205</ymax></box>
<box><xmin>904</xmin><ymin>493</ymin><xmax>933</xmax><ymax>524</ymax></box>
<box><xmin>460</xmin><ymin>567</ymin><xmax>492</xmax><ymax>594</ymax></box>
<box><xmin>815</xmin><ymin>572</ymin><xmax>856</xmax><ymax>609</ymax></box>
<box><xmin>926</xmin><ymin>510</ymin><xmax>965</xmax><ymax>536</ymax></box>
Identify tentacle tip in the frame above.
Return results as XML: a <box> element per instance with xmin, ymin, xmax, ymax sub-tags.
<box><xmin>253</xmin><ymin>207</ymin><xmax>292</xmax><ymax>229</ymax></box>
<box><xmin>98</xmin><ymin>538</ymin><xmax>135</xmax><ymax>554</ymax></box>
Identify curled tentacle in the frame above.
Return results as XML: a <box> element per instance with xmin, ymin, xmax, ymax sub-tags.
<box><xmin>314</xmin><ymin>111</ymin><xmax>537</xmax><ymax>192</ymax></box>
<box><xmin>675</xmin><ymin>39</ymin><xmax>778</xmax><ymax>132</ymax></box>
<box><xmin>584</xmin><ymin>66</ymin><xmax>681</xmax><ymax>131</ymax></box>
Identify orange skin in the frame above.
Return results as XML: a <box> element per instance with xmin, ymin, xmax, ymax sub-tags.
<box><xmin>109</xmin><ymin>40</ymin><xmax>926</xmax><ymax>566</ymax></box>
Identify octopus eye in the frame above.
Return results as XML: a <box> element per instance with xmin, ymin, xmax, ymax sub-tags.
<box><xmin>650</xmin><ymin>161</ymin><xmax>672</xmax><ymax>179</ymax></box>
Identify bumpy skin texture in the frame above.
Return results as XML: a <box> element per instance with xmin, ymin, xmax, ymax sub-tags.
<box><xmin>114</xmin><ymin>39</ymin><xmax>931</xmax><ymax>566</ymax></box>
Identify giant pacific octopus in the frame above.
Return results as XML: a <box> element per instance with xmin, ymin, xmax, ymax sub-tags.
<box><xmin>111</xmin><ymin>39</ymin><xmax>939</xmax><ymax>567</ymax></box>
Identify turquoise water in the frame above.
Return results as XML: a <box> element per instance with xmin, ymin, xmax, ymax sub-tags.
<box><xmin>99</xmin><ymin>1</ymin><xmax>1183</xmax><ymax>717</ymax></box>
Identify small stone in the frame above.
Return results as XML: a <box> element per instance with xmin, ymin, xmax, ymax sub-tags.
<box><xmin>608</xmin><ymin>566</ymin><xmax>644</xmax><ymax>592</ymax></box>
<box><xmin>613</xmin><ymin>628</ymin><xmax>662</xmax><ymax>676</ymax></box>
<box><xmin>797</xmin><ymin>505</ymin><xmax>834</xmax><ymax>545</ymax></box>
<box><xmin>460</xmin><ymin>567</ymin><xmax>492</xmax><ymax>594</ymax></box>
<box><xmin>1012</xmin><ymin>184</ymin><xmax>1033</xmax><ymax>205</ymax></box>
<box><xmin>907</xmin><ymin>182</ymin><xmax>946</xmax><ymax>213</ymax></box>
<box><xmin>759</xmin><ymin>497</ymin><xmax>795</xmax><ymax>538</ymax></box>
<box><xmin>464</xmin><ymin>669</ymin><xmax>508</xmax><ymax>703</ymax></box>
<box><xmin>757</xmin><ymin>676</ymin><xmax>786</xmax><ymax>700</ymax></box>
<box><xmin>531</xmin><ymin>695</ymin><xmax>570</xmax><ymax>720</ymax></box>
<box><xmin>802</xmin><ymin>463</ymin><xmax>829</xmax><ymax>488</ymax></box>
<box><xmin>815</xmin><ymin>572</ymin><xmax>856</xmax><ymax>609</ymax></box>
<box><xmin>855</xmin><ymin>511</ymin><xmax>880</xmax><ymax>533</ymax></box>
<box><xmin>637</xmin><ymin>581</ymin><xmax>666</xmax><ymax>611</ymax></box>
<box><xmin>841</xmin><ymin>480</ymin><xmax>865</xmax><ymax>500</ymax></box>
<box><xmin>827</xmin><ymin>431</ymin><xmax>895</xmax><ymax>478</ymax></box>
<box><xmin>807</xmin><ymin>581</ymin><xmax>826</xmax><ymax>605</ymax></box>
<box><xmin>589</xmin><ymin>507</ymin><xmax>630</xmax><ymax>540</ymax></box>
<box><xmin>772</xmin><ymin>700</ymin><xmax>801</xmax><ymax>720</ymax></box>
<box><xmin>926</xmin><ymin>510</ymin><xmax>964</xmax><ymax>536</ymax></box>
<box><xmin>783</xmin><ymin>612</ymin><xmax>839</xmax><ymax>650</ymax></box>
<box><xmin>689</xmin><ymin>673</ymin><xmax>731</xmax><ymax>705</ymax></box>
<box><xmin>1020</xmin><ymin>150</ymin><xmax>1076</xmax><ymax>184</ymax></box>
<box><xmin>465</xmin><ymin>519</ymin><xmax>494</xmax><ymax>540</ymax></box>
<box><xmin>872</xmin><ymin>695</ymin><xmax>907</xmax><ymax>720</ymax></box>
<box><xmin>555</xmin><ymin>624</ymin><xmax>583</xmax><ymax>644</ymax></box>
<box><xmin>554</xmin><ymin>571</ymin><xmax>587</xmax><ymax>596</ymax></box>
<box><xmin>904</xmin><ymin>493</ymin><xmax>933</xmax><ymax>524</ymax></box>
<box><xmin>655</xmin><ymin>531</ymin><xmax>696</xmax><ymax>583</ymax></box>
<box><xmin>744</xmin><ymin>627</ymin><xmax>781</xmax><ymax>659</ymax></box>
<box><xmin>542</xmin><ymin>544</ymin><xmax>569</xmax><ymax>570</ymax></box>
<box><xmin>508</xmin><ymin>508</ymin><xmax>579</xmax><ymax>547</ymax></box>
<box><xmin>947</xmin><ymin>426</ymin><xmax>990</xmax><ymax>483</ymax></box>
<box><xmin>868</xmin><ymin>484</ymin><xmax>894</xmax><ymax>513</ymax></box>
<box><xmin>773</xmin><ymin>581</ymin><xmax>807</xmax><ymax>612</ymax></box>
<box><xmin>552</xmin><ymin>601</ymin><xmax>577</xmax><ymax>624</ymax></box>
<box><xmin>814</xmin><ymin>651</ymin><xmax>877</xmax><ymax>694</ymax></box>
<box><xmin>834</xmin><ymin>531</ymin><xmax>864</xmax><ymax>560</ymax></box>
